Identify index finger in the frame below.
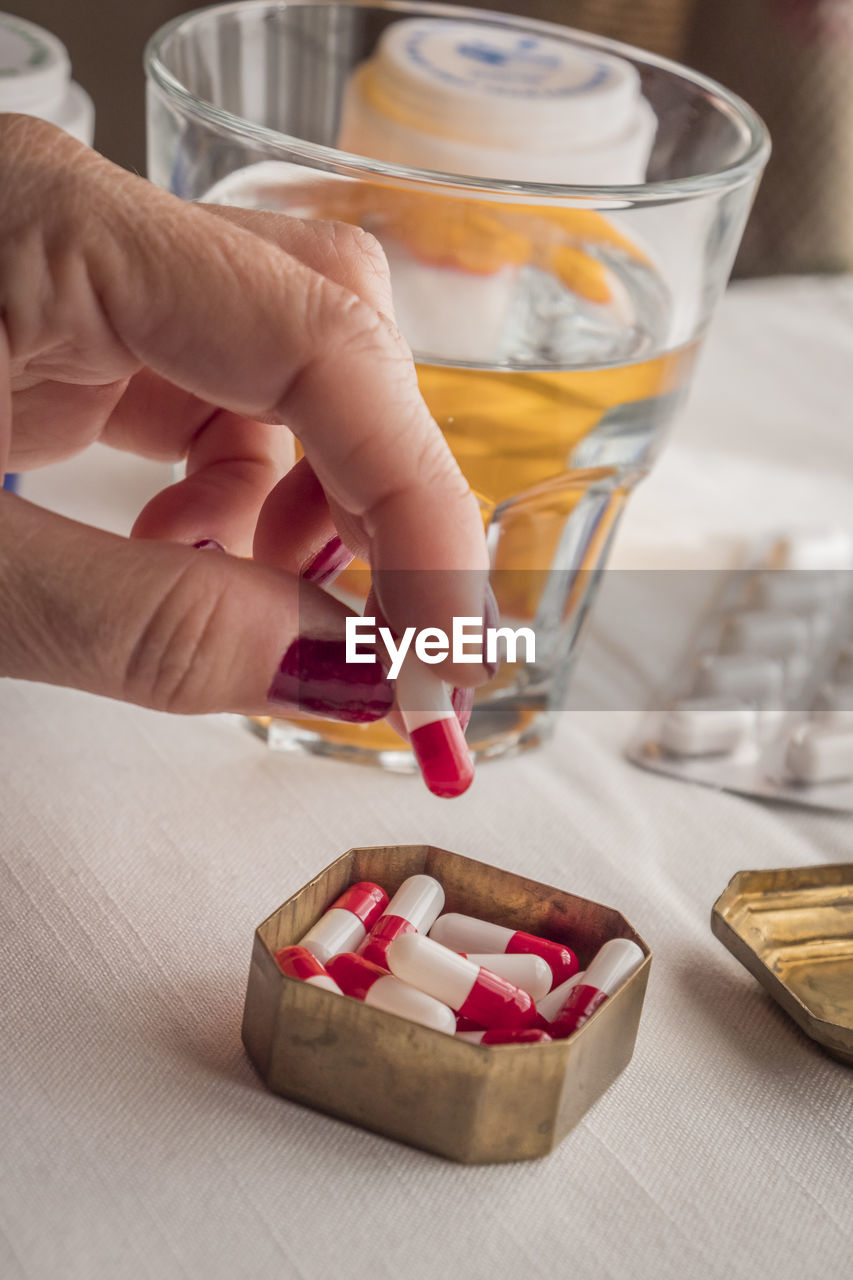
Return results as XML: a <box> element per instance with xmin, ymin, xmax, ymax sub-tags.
<box><xmin>81</xmin><ymin>149</ymin><xmax>491</xmax><ymax>679</ymax></box>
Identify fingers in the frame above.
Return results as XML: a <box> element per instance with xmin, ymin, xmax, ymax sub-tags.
<box><xmin>203</xmin><ymin>204</ymin><xmax>397</xmax><ymax>316</ymax></box>
<box><xmin>0</xmin><ymin>113</ymin><xmax>492</xmax><ymax>782</ymax></box>
<box><xmin>130</xmin><ymin>407</ymin><xmax>294</xmax><ymax>558</ymax></box>
<box><xmin>0</xmin><ymin>493</ymin><xmax>391</xmax><ymax>722</ymax></box>
<box><xmin>79</xmin><ymin>135</ymin><xmax>491</xmax><ymax>682</ymax></box>
<box><xmin>105</xmin><ymin>202</ymin><xmax>400</xmax><ymax>555</ymax></box>
<box><xmin>252</xmin><ymin>456</ymin><xmax>354</xmax><ymax>579</ymax></box>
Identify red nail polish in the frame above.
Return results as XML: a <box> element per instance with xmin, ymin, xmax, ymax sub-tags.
<box><xmin>409</xmin><ymin>716</ymin><xmax>475</xmax><ymax>798</ymax></box>
<box><xmin>451</xmin><ymin>685</ymin><xmax>474</xmax><ymax>733</ymax></box>
<box><xmin>267</xmin><ymin>638</ymin><xmax>392</xmax><ymax>723</ymax></box>
<box><xmin>193</xmin><ymin>539</ymin><xmax>225</xmax><ymax>552</ymax></box>
<box><xmin>303</xmin><ymin>536</ymin><xmax>353</xmax><ymax>586</ymax></box>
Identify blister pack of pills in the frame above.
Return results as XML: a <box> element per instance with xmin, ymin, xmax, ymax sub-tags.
<box><xmin>626</xmin><ymin>529</ymin><xmax>853</xmax><ymax>810</ymax></box>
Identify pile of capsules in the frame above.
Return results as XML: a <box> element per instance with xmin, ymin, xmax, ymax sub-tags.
<box><xmin>629</xmin><ymin>528</ymin><xmax>853</xmax><ymax>809</ymax></box>
<box><xmin>274</xmin><ymin>873</ymin><xmax>643</xmax><ymax>1044</ymax></box>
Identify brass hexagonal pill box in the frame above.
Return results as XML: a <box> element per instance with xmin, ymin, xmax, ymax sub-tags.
<box><xmin>242</xmin><ymin>845</ymin><xmax>651</xmax><ymax>1163</ymax></box>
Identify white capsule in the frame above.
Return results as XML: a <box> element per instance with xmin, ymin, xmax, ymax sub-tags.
<box><xmin>786</xmin><ymin>724</ymin><xmax>853</xmax><ymax>784</ymax></box>
<box><xmin>389</xmin><ymin>933</ymin><xmax>480</xmax><ymax>1009</ymax></box>
<box><xmin>298</xmin><ymin>882</ymin><xmax>388</xmax><ymax>964</ymax></box>
<box><xmin>547</xmin><ymin>940</ymin><xmax>645</xmax><ymax>1037</ymax></box>
<box><xmin>694</xmin><ymin>653</ymin><xmax>784</xmax><ymax>706</ymax></box>
<box><xmin>383</xmin><ymin>874</ymin><xmax>445</xmax><ymax>932</ymax></box>
<box><xmin>659</xmin><ymin>696</ymin><xmax>755</xmax><ymax>757</ymax></box>
<box><xmin>771</xmin><ymin>529</ymin><xmax>853</xmax><ymax>572</ymax></box>
<box><xmin>583</xmin><ymin>939</ymin><xmax>645</xmax><ymax>994</ymax></box>
<box><xmin>746</xmin><ymin>570</ymin><xmax>840</xmax><ymax>612</ymax></box>
<box><xmin>300</xmin><ymin>908</ymin><xmax>369</xmax><ymax>965</ymax></box>
<box><xmin>462</xmin><ymin>953</ymin><xmax>552</xmax><ymax>1002</ymax></box>
<box><xmin>430</xmin><ymin>913</ymin><xmax>513</xmax><ymax>953</ymax></box>
<box><xmin>536</xmin><ymin>970</ymin><xmax>586</xmax><ymax>1024</ymax></box>
<box><xmin>720</xmin><ymin>609</ymin><xmax>811</xmax><ymax>660</ymax></box>
<box><xmin>812</xmin><ymin>684</ymin><xmax>853</xmax><ymax>728</ymax></box>
<box><xmin>364</xmin><ymin>974</ymin><xmax>456</xmax><ymax>1033</ymax></box>
<box><xmin>387</xmin><ymin>933</ymin><xmax>536</xmax><ymax>1029</ymax></box>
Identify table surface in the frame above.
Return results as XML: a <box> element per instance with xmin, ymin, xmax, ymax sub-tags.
<box><xmin>2</xmin><ymin>277</ymin><xmax>852</xmax><ymax>1280</ymax></box>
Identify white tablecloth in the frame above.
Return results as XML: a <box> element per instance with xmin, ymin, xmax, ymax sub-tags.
<box><xmin>2</xmin><ymin>278</ymin><xmax>852</xmax><ymax>1280</ymax></box>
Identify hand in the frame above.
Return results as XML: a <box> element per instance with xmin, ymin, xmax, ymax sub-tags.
<box><xmin>0</xmin><ymin>116</ymin><xmax>490</xmax><ymax>794</ymax></box>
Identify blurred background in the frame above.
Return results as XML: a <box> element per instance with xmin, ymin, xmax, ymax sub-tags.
<box><xmin>6</xmin><ymin>0</ymin><xmax>853</xmax><ymax>274</ymax></box>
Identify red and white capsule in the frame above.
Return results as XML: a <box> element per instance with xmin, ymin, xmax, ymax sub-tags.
<box><xmin>536</xmin><ymin>969</ymin><xmax>586</xmax><ymax>1025</ymax></box>
<box><xmin>430</xmin><ymin>912</ymin><xmax>578</xmax><ymax>986</ymax></box>
<box><xmin>326</xmin><ymin>952</ymin><xmax>455</xmax><ymax>1034</ymax></box>
<box><xmin>456</xmin><ymin>1028</ymin><xmax>553</xmax><ymax>1045</ymax></box>
<box><xmin>359</xmin><ymin>874</ymin><xmax>445</xmax><ymax>967</ymax></box>
<box><xmin>387</xmin><ymin>933</ymin><xmax>537</xmax><ymax>1030</ymax></box>
<box><xmin>547</xmin><ymin>939</ymin><xmax>644</xmax><ymax>1039</ymax></box>
<box><xmin>455</xmin><ymin>1013</ymin><xmax>484</xmax><ymax>1033</ymax></box>
<box><xmin>395</xmin><ymin>653</ymin><xmax>475</xmax><ymax>799</ymax></box>
<box><xmin>459</xmin><ymin>953</ymin><xmax>552</xmax><ymax>1002</ymax></box>
<box><xmin>298</xmin><ymin>881</ymin><xmax>388</xmax><ymax>964</ymax></box>
<box><xmin>273</xmin><ymin>945</ymin><xmax>343</xmax><ymax>996</ymax></box>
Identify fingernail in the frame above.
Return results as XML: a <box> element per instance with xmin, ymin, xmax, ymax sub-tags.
<box><xmin>303</xmin><ymin>536</ymin><xmax>353</xmax><ymax>587</ymax></box>
<box><xmin>193</xmin><ymin>539</ymin><xmax>225</xmax><ymax>552</ymax></box>
<box><xmin>483</xmin><ymin>583</ymin><xmax>500</xmax><ymax>678</ymax></box>
<box><xmin>451</xmin><ymin>685</ymin><xmax>475</xmax><ymax>733</ymax></box>
<box><xmin>397</xmin><ymin>657</ymin><xmax>475</xmax><ymax>798</ymax></box>
<box><xmin>267</xmin><ymin>637</ymin><xmax>393</xmax><ymax>723</ymax></box>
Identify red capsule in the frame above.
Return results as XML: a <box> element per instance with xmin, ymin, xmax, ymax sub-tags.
<box><xmin>456</xmin><ymin>1027</ymin><xmax>553</xmax><ymax>1045</ymax></box>
<box><xmin>547</xmin><ymin>939</ymin><xmax>644</xmax><ymax>1039</ymax></box>
<box><xmin>273</xmin><ymin>945</ymin><xmax>342</xmax><ymax>995</ymax></box>
<box><xmin>455</xmin><ymin>1014</ymin><xmax>485</xmax><ymax>1033</ymax></box>
<box><xmin>359</xmin><ymin>914</ymin><xmax>416</xmax><ymax>967</ymax></box>
<box><xmin>359</xmin><ymin>874</ymin><xmax>445</xmax><ymax>967</ymax></box>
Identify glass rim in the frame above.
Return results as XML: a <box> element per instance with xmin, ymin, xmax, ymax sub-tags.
<box><xmin>145</xmin><ymin>0</ymin><xmax>771</xmax><ymax>204</ymax></box>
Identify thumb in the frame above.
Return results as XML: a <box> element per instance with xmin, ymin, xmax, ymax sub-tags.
<box><xmin>0</xmin><ymin>494</ymin><xmax>391</xmax><ymax>722</ymax></box>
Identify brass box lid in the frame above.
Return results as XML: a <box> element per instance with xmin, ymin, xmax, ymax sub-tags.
<box><xmin>712</xmin><ymin>863</ymin><xmax>853</xmax><ymax>1066</ymax></box>
<box><xmin>242</xmin><ymin>844</ymin><xmax>651</xmax><ymax>1163</ymax></box>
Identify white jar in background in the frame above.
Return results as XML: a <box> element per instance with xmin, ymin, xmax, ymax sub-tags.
<box><xmin>336</xmin><ymin>18</ymin><xmax>659</xmax><ymax>362</ymax></box>
<box><xmin>338</xmin><ymin>18</ymin><xmax>657</xmax><ymax>184</ymax></box>
<box><xmin>0</xmin><ymin>11</ymin><xmax>94</xmax><ymax>144</ymax></box>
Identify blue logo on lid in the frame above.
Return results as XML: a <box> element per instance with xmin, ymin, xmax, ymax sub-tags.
<box><xmin>457</xmin><ymin>42</ymin><xmax>509</xmax><ymax>66</ymax></box>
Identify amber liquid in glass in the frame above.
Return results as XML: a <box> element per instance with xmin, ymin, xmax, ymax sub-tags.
<box><xmin>260</xmin><ymin>342</ymin><xmax>697</xmax><ymax>758</ymax></box>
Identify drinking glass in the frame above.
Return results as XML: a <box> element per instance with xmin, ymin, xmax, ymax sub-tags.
<box><xmin>145</xmin><ymin>1</ymin><xmax>769</xmax><ymax>767</ymax></box>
